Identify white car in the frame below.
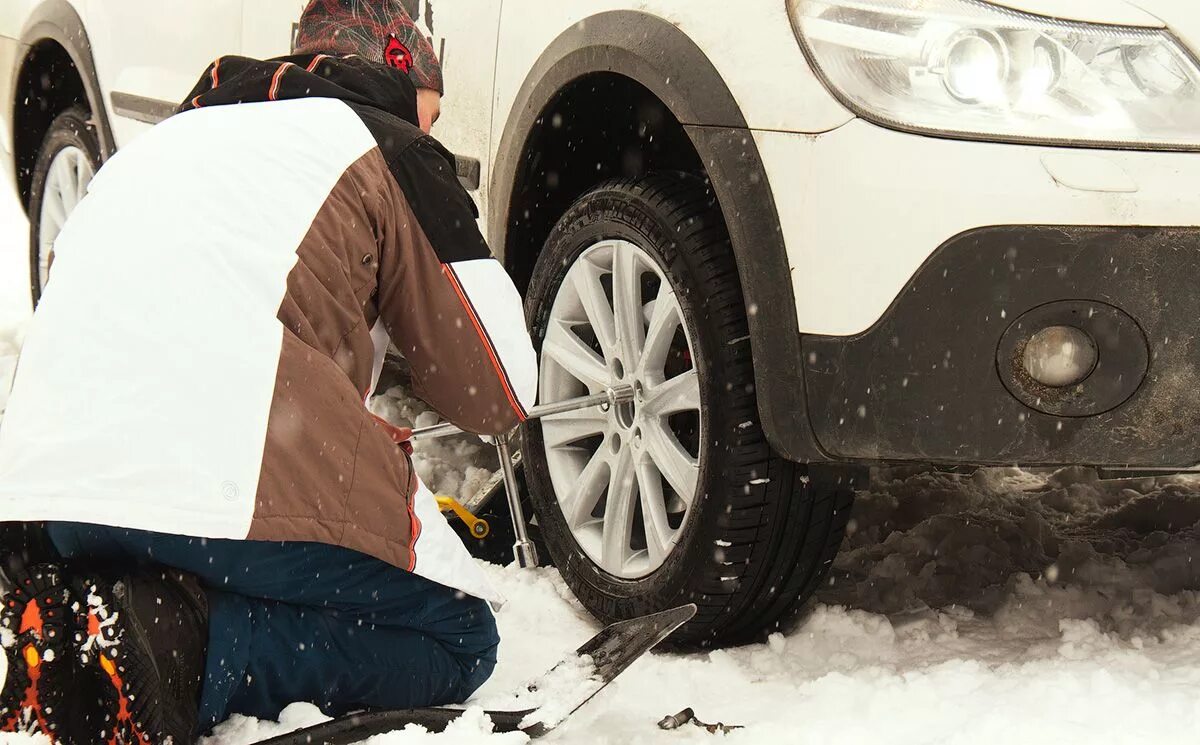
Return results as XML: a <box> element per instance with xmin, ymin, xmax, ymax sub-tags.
<box><xmin>2</xmin><ymin>0</ymin><xmax>1199</xmax><ymax>645</ymax></box>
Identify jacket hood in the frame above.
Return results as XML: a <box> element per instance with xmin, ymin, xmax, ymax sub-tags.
<box><xmin>178</xmin><ymin>53</ymin><xmax>419</xmax><ymax>126</ymax></box>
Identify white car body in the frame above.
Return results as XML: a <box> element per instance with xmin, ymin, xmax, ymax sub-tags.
<box><xmin>2</xmin><ymin>0</ymin><xmax>1200</xmax><ymax>468</ymax></box>
<box><xmin>3</xmin><ymin>0</ymin><xmax>1197</xmax><ymax>337</ymax></box>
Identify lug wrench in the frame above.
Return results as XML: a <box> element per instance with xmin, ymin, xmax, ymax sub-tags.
<box><xmin>410</xmin><ymin>384</ymin><xmax>635</xmax><ymax>568</ymax></box>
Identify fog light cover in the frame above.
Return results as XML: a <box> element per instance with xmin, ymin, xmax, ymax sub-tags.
<box><xmin>998</xmin><ymin>301</ymin><xmax>1147</xmax><ymax>418</ymax></box>
<box><xmin>1022</xmin><ymin>325</ymin><xmax>1098</xmax><ymax>387</ymax></box>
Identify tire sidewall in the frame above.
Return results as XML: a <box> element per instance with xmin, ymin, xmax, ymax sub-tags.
<box><xmin>28</xmin><ymin>107</ymin><xmax>102</xmax><ymax>307</ymax></box>
<box><xmin>523</xmin><ymin>177</ymin><xmax>738</xmax><ymax>621</ymax></box>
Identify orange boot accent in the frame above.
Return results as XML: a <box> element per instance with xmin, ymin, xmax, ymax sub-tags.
<box><xmin>96</xmin><ymin>651</ymin><xmax>151</xmax><ymax>745</ymax></box>
<box><xmin>18</xmin><ymin>600</ymin><xmax>43</xmax><ymax>639</ymax></box>
<box><xmin>0</xmin><ymin>644</ymin><xmax>54</xmax><ymax>741</ymax></box>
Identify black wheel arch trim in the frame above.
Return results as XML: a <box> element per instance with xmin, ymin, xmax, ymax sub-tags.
<box><xmin>490</xmin><ymin>10</ymin><xmax>828</xmax><ymax>463</ymax></box>
<box><xmin>14</xmin><ymin>0</ymin><xmax>116</xmax><ymax>168</ymax></box>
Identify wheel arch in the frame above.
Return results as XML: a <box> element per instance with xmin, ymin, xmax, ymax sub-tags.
<box><xmin>490</xmin><ymin>10</ymin><xmax>827</xmax><ymax>462</ymax></box>
<box><xmin>12</xmin><ymin>0</ymin><xmax>114</xmax><ymax>210</ymax></box>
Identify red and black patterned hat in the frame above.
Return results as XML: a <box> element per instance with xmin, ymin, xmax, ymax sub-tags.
<box><xmin>295</xmin><ymin>0</ymin><xmax>444</xmax><ymax>93</ymax></box>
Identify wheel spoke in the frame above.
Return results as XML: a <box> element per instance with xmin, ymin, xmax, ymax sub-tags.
<box><xmin>49</xmin><ymin>154</ymin><xmax>71</xmax><ymax>200</ymax></box>
<box><xmin>42</xmin><ymin>189</ymin><xmax>67</xmax><ymax>231</ymax></box>
<box><xmin>643</xmin><ymin>369</ymin><xmax>701</xmax><ymax>417</ymax></box>
<box><xmin>644</xmin><ymin>422</ymin><xmax>698</xmax><ymax>504</ymax></box>
<box><xmin>560</xmin><ymin>450</ymin><xmax>610</xmax><ymax>528</ymax></box>
<box><xmin>601</xmin><ymin>446</ymin><xmax>637</xmax><ymax>570</ymax></box>
<box><xmin>542</xmin><ymin>320</ymin><xmax>609</xmax><ymax>390</ymax></box>
<box><xmin>542</xmin><ymin>407</ymin><xmax>608</xmax><ymax>450</ymax></box>
<box><xmin>611</xmin><ymin>243</ymin><xmax>645</xmax><ymax>367</ymax></box>
<box><xmin>641</xmin><ymin>287</ymin><xmax>681</xmax><ymax>374</ymax></box>
<box><xmin>636</xmin><ymin>461</ymin><xmax>675</xmax><ymax>566</ymax></box>
<box><xmin>73</xmin><ymin>156</ymin><xmax>92</xmax><ymax>206</ymax></box>
<box><xmin>571</xmin><ymin>260</ymin><xmax>617</xmax><ymax>361</ymax></box>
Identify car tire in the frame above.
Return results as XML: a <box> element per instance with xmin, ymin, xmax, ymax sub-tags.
<box><xmin>522</xmin><ymin>173</ymin><xmax>854</xmax><ymax>646</ymax></box>
<box><xmin>28</xmin><ymin>106</ymin><xmax>101</xmax><ymax>307</ymax></box>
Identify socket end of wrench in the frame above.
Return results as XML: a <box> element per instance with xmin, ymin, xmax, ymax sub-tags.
<box><xmin>513</xmin><ymin>541</ymin><xmax>539</xmax><ymax>569</ymax></box>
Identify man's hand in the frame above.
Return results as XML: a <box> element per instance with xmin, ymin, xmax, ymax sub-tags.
<box><xmin>370</xmin><ymin>414</ymin><xmax>414</xmax><ymax>455</ymax></box>
<box><xmin>417</xmin><ymin>88</ymin><xmax>441</xmax><ymax>134</ymax></box>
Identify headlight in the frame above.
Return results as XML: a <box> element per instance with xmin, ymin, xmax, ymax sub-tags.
<box><xmin>788</xmin><ymin>0</ymin><xmax>1200</xmax><ymax>149</ymax></box>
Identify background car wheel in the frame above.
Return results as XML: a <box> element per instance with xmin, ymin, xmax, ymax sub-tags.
<box><xmin>523</xmin><ymin>173</ymin><xmax>854</xmax><ymax>646</ymax></box>
<box><xmin>28</xmin><ymin>106</ymin><xmax>101</xmax><ymax>307</ymax></box>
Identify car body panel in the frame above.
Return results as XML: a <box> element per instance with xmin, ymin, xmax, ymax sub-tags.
<box><xmin>239</xmin><ymin>0</ymin><xmax>304</xmax><ymax>60</ymax></box>
<box><xmin>492</xmin><ymin>0</ymin><xmax>853</xmax><ymax>140</ymax></box>
<box><xmin>759</xmin><ymin>120</ymin><xmax>1200</xmax><ymax>337</ymax></box>
<box><xmin>84</xmin><ymin>0</ymin><xmax>244</xmax><ymax>147</ymax></box>
<box><xmin>0</xmin><ymin>36</ymin><xmax>21</xmax><ymax>194</ymax></box>
<box><xmin>1128</xmin><ymin>0</ymin><xmax>1200</xmax><ymax>52</ymax></box>
<box><xmin>0</xmin><ymin>0</ymin><xmax>86</xmax><ymax>40</ymax></box>
<box><xmin>990</xmin><ymin>0</ymin><xmax>1162</xmax><ymax>25</ymax></box>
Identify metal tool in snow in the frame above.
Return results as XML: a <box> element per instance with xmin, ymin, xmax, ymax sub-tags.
<box><xmin>658</xmin><ymin>707</ymin><xmax>743</xmax><ymax>734</ymax></box>
<box><xmin>412</xmin><ymin>384</ymin><xmax>636</xmax><ymax>569</ymax></box>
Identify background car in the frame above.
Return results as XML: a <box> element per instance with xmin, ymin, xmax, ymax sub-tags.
<box><xmin>2</xmin><ymin>0</ymin><xmax>1199</xmax><ymax>646</ymax></box>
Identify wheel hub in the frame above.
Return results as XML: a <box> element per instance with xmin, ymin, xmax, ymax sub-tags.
<box><xmin>613</xmin><ymin>397</ymin><xmax>637</xmax><ymax>430</ymax></box>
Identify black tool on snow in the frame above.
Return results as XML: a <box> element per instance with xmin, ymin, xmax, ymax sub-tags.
<box><xmin>657</xmin><ymin>707</ymin><xmax>743</xmax><ymax>734</ymax></box>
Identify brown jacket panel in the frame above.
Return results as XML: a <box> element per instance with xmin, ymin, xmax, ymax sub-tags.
<box><xmin>370</xmin><ymin>144</ymin><xmax>526</xmax><ymax>436</ymax></box>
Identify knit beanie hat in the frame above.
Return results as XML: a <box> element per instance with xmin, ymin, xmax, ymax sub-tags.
<box><xmin>295</xmin><ymin>0</ymin><xmax>444</xmax><ymax>93</ymax></box>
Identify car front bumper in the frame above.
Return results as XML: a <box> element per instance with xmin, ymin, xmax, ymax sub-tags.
<box><xmin>804</xmin><ymin>225</ymin><xmax>1200</xmax><ymax>468</ymax></box>
<box><xmin>755</xmin><ymin>121</ymin><xmax>1200</xmax><ymax>468</ymax></box>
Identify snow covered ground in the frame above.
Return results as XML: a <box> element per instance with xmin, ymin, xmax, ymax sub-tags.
<box><xmin>5</xmin><ymin>183</ymin><xmax>1200</xmax><ymax>743</ymax></box>
<box><xmin>206</xmin><ymin>467</ymin><xmax>1200</xmax><ymax>745</ymax></box>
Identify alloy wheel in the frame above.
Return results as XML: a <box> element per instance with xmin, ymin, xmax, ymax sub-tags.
<box><xmin>538</xmin><ymin>239</ymin><xmax>703</xmax><ymax>579</ymax></box>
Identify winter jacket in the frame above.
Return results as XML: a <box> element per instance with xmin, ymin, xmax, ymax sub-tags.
<box><xmin>0</xmin><ymin>54</ymin><xmax>535</xmax><ymax>604</ymax></box>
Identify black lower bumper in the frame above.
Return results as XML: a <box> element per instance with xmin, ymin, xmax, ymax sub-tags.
<box><xmin>802</xmin><ymin>226</ymin><xmax>1200</xmax><ymax>469</ymax></box>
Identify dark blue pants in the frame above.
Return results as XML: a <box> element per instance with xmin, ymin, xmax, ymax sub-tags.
<box><xmin>45</xmin><ymin>523</ymin><xmax>499</xmax><ymax>730</ymax></box>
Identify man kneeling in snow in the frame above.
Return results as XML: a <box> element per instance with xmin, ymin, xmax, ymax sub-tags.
<box><xmin>0</xmin><ymin>1</ymin><xmax>535</xmax><ymax>742</ymax></box>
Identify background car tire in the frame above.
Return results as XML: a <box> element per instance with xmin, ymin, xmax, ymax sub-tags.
<box><xmin>28</xmin><ymin>106</ymin><xmax>101</xmax><ymax>307</ymax></box>
<box><xmin>523</xmin><ymin>173</ymin><xmax>854</xmax><ymax>646</ymax></box>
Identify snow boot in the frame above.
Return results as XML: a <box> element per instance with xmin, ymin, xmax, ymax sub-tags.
<box><xmin>75</xmin><ymin>569</ymin><xmax>208</xmax><ymax>745</ymax></box>
<box><xmin>0</xmin><ymin>562</ymin><xmax>104</xmax><ymax>743</ymax></box>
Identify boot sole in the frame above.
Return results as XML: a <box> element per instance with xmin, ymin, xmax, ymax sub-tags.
<box><xmin>0</xmin><ymin>564</ymin><xmax>75</xmax><ymax>740</ymax></box>
<box><xmin>75</xmin><ymin>577</ymin><xmax>167</xmax><ymax>745</ymax></box>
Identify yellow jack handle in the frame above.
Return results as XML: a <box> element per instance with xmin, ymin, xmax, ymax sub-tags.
<box><xmin>437</xmin><ymin>496</ymin><xmax>490</xmax><ymax>539</ymax></box>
